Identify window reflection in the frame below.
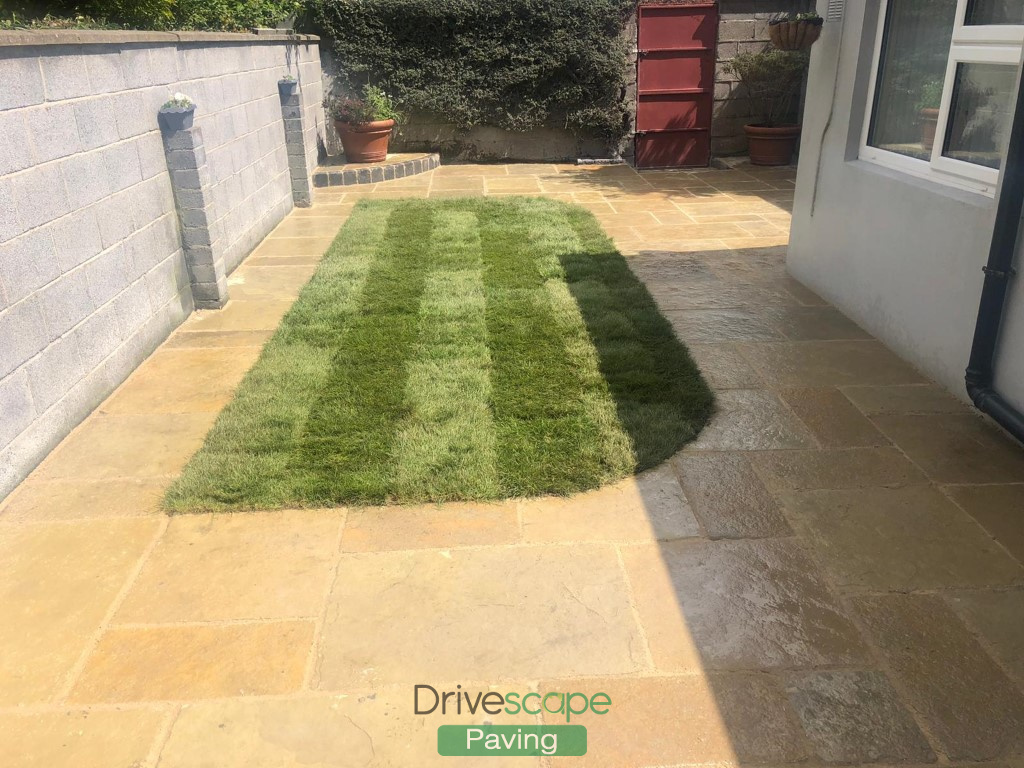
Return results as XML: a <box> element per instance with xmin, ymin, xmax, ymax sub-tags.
<box><xmin>965</xmin><ymin>0</ymin><xmax>1024</xmax><ymax>25</ymax></box>
<box><xmin>942</xmin><ymin>62</ymin><xmax>1016</xmax><ymax>169</ymax></box>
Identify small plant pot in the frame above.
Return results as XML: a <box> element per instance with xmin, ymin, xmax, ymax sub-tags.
<box><xmin>278</xmin><ymin>79</ymin><xmax>299</xmax><ymax>97</ymax></box>
<box><xmin>768</xmin><ymin>19</ymin><xmax>823</xmax><ymax>50</ymax></box>
<box><xmin>158</xmin><ymin>104</ymin><xmax>195</xmax><ymax>132</ymax></box>
<box><xmin>919</xmin><ymin>108</ymin><xmax>940</xmax><ymax>151</ymax></box>
<box><xmin>334</xmin><ymin>119</ymin><xmax>395</xmax><ymax>163</ymax></box>
<box><xmin>744</xmin><ymin>123</ymin><xmax>801</xmax><ymax>166</ymax></box>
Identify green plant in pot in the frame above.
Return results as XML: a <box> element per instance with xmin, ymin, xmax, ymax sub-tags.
<box><xmin>325</xmin><ymin>85</ymin><xmax>403</xmax><ymax>163</ymax></box>
<box><xmin>725</xmin><ymin>48</ymin><xmax>809</xmax><ymax>166</ymax></box>
<box><xmin>917</xmin><ymin>78</ymin><xmax>944</xmax><ymax>151</ymax></box>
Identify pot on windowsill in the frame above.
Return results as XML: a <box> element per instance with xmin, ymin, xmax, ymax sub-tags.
<box><xmin>334</xmin><ymin>119</ymin><xmax>395</xmax><ymax>163</ymax></box>
<box><xmin>768</xmin><ymin>19</ymin><xmax>823</xmax><ymax>51</ymax></box>
<box><xmin>744</xmin><ymin>123</ymin><xmax>801</xmax><ymax>166</ymax></box>
<box><xmin>919</xmin><ymin>108</ymin><xmax>940</xmax><ymax>151</ymax></box>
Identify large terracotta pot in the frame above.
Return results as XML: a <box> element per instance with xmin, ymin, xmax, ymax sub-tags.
<box><xmin>768</xmin><ymin>20</ymin><xmax>823</xmax><ymax>50</ymax></box>
<box><xmin>334</xmin><ymin>118</ymin><xmax>395</xmax><ymax>163</ymax></box>
<box><xmin>744</xmin><ymin>123</ymin><xmax>801</xmax><ymax>166</ymax></box>
<box><xmin>919</xmin><ymin>108</ymin><xmax>940</xmax><ymax>151</ymax></box>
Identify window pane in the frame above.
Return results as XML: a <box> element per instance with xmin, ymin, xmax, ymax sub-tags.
<box><xmin>965</xmin><ymin>0</ymin><xmax>1024</xmax><ymax>25</ymax></box>
<box><xmin>868</xmin><ymin>0</ymin><xmax>957</xmax><ymax>160</ymax></box>
<box><xmin>942</xmin><ymin>62</ymin><xmax>1016</xmax><ymax>169</ymax></box>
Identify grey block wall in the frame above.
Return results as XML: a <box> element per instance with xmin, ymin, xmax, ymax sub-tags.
<box><xmin>0</xmin><ymin>30</ymin><xmax>327</xmax><ymax>500</ymax></box>
<box><xmin>712</xmin><ymin>0</ymin><xmax>814</xmax><ymax>155</ymax></box>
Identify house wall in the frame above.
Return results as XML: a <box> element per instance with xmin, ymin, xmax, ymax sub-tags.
<box><xmin>787</xmin><ymin>2</ymin><xmax>1024</xmax><ymax>407</ymax></box>
<box><xmin>0</xmin><ymin>30</ymin><xmax>327</xmax><ymax>500</ymax></box>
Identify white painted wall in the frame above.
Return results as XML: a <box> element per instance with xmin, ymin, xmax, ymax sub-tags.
<box><xmin>788</xmin><ymin>1</ymin><xmax>1023</xmax><ymax>407</ymax></box>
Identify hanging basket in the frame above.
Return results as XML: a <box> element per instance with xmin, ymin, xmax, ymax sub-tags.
<box><xmin>768</xmin><ymin>19</ymin><xmax>823</xmax><ymax>51</ymax></box>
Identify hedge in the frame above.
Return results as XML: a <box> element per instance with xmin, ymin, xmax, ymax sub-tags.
<box><xmin>2</xmin><ymin>0</ymin><xmax>301</xmax><ymax>31</ymax></box>
<box><xmin>304</xmin><ymin>0</ymin><xmax>635</xmax><ymax>144</ymax></box>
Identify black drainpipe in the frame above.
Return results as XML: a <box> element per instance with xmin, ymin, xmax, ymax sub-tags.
<box><xmin>964</xmin><ymin>61</ymin><xmax>1024</xmax><ymax>444</ymax></box>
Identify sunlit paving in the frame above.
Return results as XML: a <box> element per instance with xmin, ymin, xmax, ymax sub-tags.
<box><xmin>2</xmin><ymin>0</ymin><xmax>1024</xmax><ymax>765</ymax></box>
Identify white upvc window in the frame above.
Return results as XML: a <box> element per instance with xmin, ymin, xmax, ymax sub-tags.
<box><xmin>860</xmin><ymin>0</ymin><xmax>1024</xmax><ymax>196</ymax></box>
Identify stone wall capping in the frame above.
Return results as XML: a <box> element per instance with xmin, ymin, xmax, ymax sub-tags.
<box><xmin>0</xmin><ymin>29</ymin><xmax>318</xmax><ymax>48</ymax></box>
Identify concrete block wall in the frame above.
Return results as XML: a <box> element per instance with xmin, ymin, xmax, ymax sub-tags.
<box><xmin>0</xmin><ymin>30</ymin><xmax>326</xmax><ymax>500</ymax></box>
<box><xmin>712</xmin><ymin>0</ymin><xmax>813</xmax><ymax>155</ymax></box>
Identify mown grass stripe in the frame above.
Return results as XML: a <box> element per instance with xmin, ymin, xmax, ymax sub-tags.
<box><xmin>295</xmin><ymin>201</ymin><xmax>436</xmax><ymax>503</ymax></box>
<box><xmin>165</xmin><ymin>197</ymin><xmax>713</xmax><ymax>511</ymax></box>
<box><xmin>517</xmin><ymin>199</ymin><xmax>637</xmax><ymax>480</ymax></box>
<box><xmin>561</xmin><ymin>204</ymin><xmax>714</xmax><ymax>469</ymax></box>
<box><xmin>164</xmin><ymin>203</ymin><xmax>393</xmax><ymax>512</ymax></box>
<box><xmin>478</xmin><ymin>198</ymin><xmax>606</xmax><ymax>497</ymax></box>
<box><xmin>393</xmin><ymin>207</ymin><xmax>500</xmax><ymax>500</ymax></box>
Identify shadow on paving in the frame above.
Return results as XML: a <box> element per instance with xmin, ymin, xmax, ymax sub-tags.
<box><xmin>564</xmin><ymin>243</ymin><xmax>1024</xmax><ymax>765</ymax></box>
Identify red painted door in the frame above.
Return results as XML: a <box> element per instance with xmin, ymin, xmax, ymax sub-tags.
<box><xmin>636</xmin><ymin>3</ymin><xmax>718</xmax><ymax>168</ymax></box>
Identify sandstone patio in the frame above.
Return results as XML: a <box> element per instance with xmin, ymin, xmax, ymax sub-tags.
<box><xmin>1</xmin><ymin>163</ymin><xmax>1023</xmax><ymax>767</ymax></box>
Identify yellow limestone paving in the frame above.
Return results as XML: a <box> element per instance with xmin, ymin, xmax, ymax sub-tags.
<box><xmin>0</xmin><ymin>162</ymin><xmax>1022</xmax><ymax>767</ymax></box>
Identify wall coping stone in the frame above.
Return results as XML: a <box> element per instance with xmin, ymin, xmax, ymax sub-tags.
<box><xmin>0</xmin><ymin>29</ymin><xmax>318</xmax><ymax>48</ymax></box>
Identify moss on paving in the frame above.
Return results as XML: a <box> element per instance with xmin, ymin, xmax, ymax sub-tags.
<box><xmin>164</xmin><ymin>197</ymin><xmax>713</xmax><ymax>511</ymax></box>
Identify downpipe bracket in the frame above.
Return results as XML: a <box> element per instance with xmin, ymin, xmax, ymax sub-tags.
<box><xmin>981</xmin><ymin>265</ymin><xmax>1017</xmax><ymax>280</ymax></box>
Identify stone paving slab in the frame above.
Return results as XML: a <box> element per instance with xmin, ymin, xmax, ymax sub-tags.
<box><xmin>1</xmin><ymin>162</ymin><xmax>1023</xmax><ymax>767</ymax></box>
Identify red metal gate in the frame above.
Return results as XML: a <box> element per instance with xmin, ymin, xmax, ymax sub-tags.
<box><xmin>635</xmin><ymin>2</ymin><xmax>718</xmax><ymax>168</ymax></box>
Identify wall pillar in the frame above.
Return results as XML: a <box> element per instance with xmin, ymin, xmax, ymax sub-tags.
<box><xmin>278</xmin><ymin>79</ymin><xmax>313</xmax><ymax>207</ymax></box>
<box><xmin>159</xmin><ymin>105</ymin><xmax>229</xmax><ymax>309</ymax></box>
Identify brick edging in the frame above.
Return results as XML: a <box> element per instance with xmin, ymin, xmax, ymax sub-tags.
<box><xmin>312</xmin><ymin>154</ymin><xmax>440</xmax><ymax>188</ymax></box>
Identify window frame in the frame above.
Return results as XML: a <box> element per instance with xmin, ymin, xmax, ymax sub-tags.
<box><xmin>860</xmin><ymin>0</ymin><xmax>1024</xmax><ymax>196</ymax></box>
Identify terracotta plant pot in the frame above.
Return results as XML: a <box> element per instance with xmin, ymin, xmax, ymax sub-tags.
<box><xmin>334</xmin><ymin>119</ymin><xmax>395</xmax><ymax>163</ymax></box>
<box><xmin>919</xmin><ymin>108</ymin><xmax>940</xmax><ymax>151</ymax></box>
<box><xmin>768</xmin><ymin>20</ymin><xmax>823</xmax><ymax>51</ymax></box>
<box><xmin>744</xmin><ymin>123</ymin><xmax>801</xmax><ymax>166</ymax></box>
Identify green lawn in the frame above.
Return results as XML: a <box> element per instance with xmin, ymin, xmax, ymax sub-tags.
<box><xmin>165</xmin><ymin>197</ymin><xmax>713</xmax><ymax>511</ymax></box>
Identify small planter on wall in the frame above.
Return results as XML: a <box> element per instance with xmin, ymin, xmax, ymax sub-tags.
<box><xmin>278</xmin><ymin>77</ymin><xmax>299</xmax><ymax>97</ymax></box>
<box><xmin>768</xmin><ymin>15</ymin><xmax>824</xmax><ymax>51</ymax></box>
<box><xmin>158</xmin><ymin>93</ymin><xmax>196</xmax><ymax>132</ymax></box>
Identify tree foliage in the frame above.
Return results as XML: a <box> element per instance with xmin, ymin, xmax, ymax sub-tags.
<box><xmin>1</xmin><ymin>0</ymin><xmax>302</xmax><ymax>30</ymax></box>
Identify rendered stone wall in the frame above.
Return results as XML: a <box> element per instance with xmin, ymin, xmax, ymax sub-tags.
<box><xmin>0</xmin><ymin>30</ymin><xmax>327</xmax><ymax>500</ymax></box>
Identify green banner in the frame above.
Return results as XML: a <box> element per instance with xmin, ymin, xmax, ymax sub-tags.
<box><xmin>437</xmin><ymin>725</ymin><xmax>587</xmax><ymax>756</ymax></box>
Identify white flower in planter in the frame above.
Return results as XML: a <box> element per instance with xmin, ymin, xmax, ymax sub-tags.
<box><xmin>162</xmin><ymin>92</ymin><xmax>195</xmax><ymax>110</ymax></box>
